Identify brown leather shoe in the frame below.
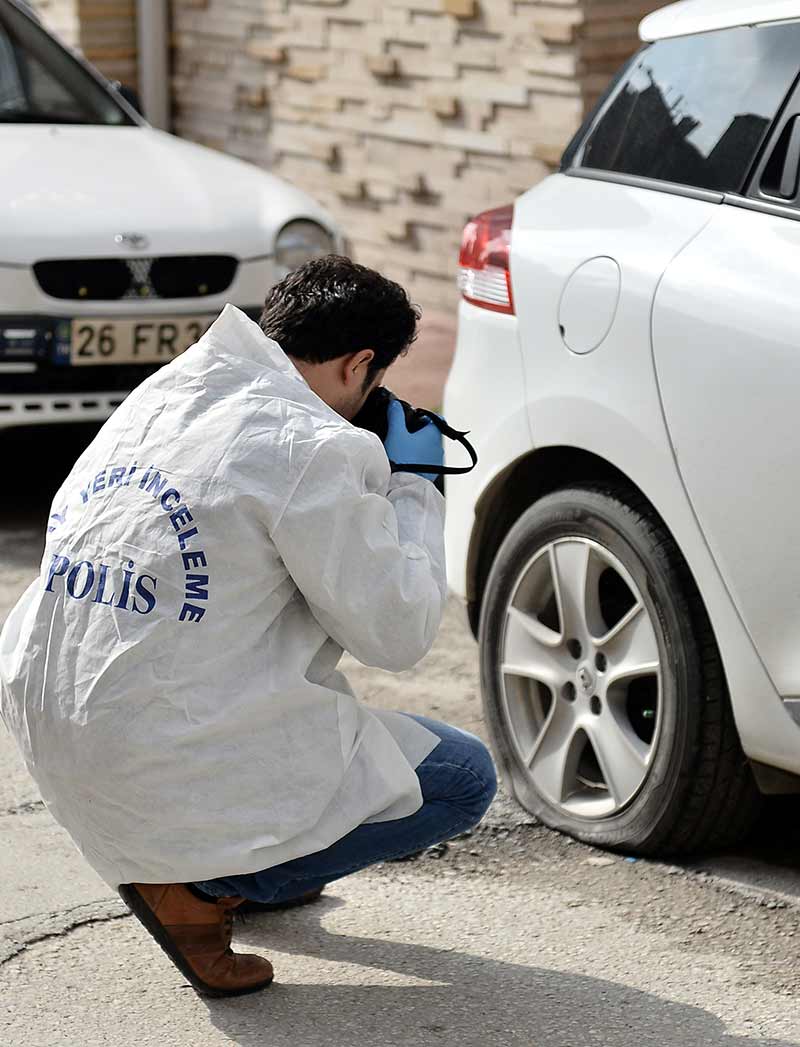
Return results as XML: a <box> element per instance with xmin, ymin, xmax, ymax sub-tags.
<box><xmin>118</xmin><ymin>883</ymin><xmax>274</xmax><ymax>997</ymax></box>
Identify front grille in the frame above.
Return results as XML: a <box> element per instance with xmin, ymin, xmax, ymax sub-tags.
<box><xmin>34</xmin><ymin>255</ymin><xmax>239</xmax><ymax>301</ymax></box>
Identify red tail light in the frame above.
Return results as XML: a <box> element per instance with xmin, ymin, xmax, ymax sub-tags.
<box><xmin>458</xmin><ymin>204</ymin><xmax>515</xmax><ymax>315</ymax></box>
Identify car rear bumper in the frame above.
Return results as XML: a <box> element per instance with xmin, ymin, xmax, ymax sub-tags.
<box><xmin>443</xmin><ymin>300</ymin><xmax>532</xmax><ymax>603</ymax></box>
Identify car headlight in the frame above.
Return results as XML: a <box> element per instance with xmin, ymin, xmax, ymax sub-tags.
<box><xmin>274</xmin><ymin>220</ymin><xmax>336</xmax><ymax>277</ymax></box>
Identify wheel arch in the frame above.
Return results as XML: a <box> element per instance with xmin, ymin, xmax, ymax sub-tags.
<box><xmin>467</xmin><ymin>446</ymin><xmax>661</xmax><ymax>637</ymax></box>
<box><xmin>466</xmin><ymin>441</ymin><xmax>800</xmax><ymax>788</ymax></box>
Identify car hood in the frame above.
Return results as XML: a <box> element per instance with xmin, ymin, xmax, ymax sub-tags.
<box><xmin>0</xmin><ymin>125</ymin><xmax>337</xmax><ymax>265</ymax></box>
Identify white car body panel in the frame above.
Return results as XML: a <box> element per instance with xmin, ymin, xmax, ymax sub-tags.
<box><xmin>0</xmin><ymin>125</ymin><xmax>336</xmax><ymax>268</ymax></box>
<box><xmin>641</xmin><ymin>0</ymin><xmax>800</xmax><ymax>41</ymax></box>
<box><xmin>446</xmin><ymin>173</ymin><xmax>800</xmax><ymax>774</ymax></box>
<box><xmin>515</xmin><ymin>178</ymin><xmax>800</xmax><ymax>773</ymax></box>
<box><xmin>443</xmin><ymin>303</ymin><xmax>531</xmax><ymax>601</ymax></box>
<box><xmin>510</xmin><ymin>175</ymin><xmax>716</xmax><ymax>476</ymax></box>
<box><xmin>653</xmin><ymin>202</ymin><xmax>800</xmax><ymax>701</ymax></box>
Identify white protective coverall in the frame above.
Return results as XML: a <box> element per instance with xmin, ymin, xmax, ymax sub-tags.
<box><xmin>0</xmin><ymin>305</ymin><xmax>446</xmax><ymax>888</ymax></box>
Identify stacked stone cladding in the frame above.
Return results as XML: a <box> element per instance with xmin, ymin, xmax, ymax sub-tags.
<box><xmin>29</xmin><ymin>0</ymin><xmax>80</xmax><ymax>47</ymax></box>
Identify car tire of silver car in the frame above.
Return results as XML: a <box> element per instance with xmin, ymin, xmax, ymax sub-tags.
<box><xmin>479</xmin><ymin>483</ymin><xmax>761</xmax><ymax>856</ymax></box>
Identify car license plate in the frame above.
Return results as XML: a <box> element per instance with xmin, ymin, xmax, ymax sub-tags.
<box><xmin>70</xmin><ymin>314</ymin><xmax>216</xmax><ymax>366</ymax></box>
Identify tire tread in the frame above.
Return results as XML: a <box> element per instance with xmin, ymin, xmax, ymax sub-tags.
<box><xmin>586</xmin><ymin>482</ymin><xmax>760</xmax><ymax>856</ymax></box>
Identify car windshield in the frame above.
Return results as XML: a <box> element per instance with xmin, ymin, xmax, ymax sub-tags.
<box><xmin>0</xmin><ymin>1</ymin><xmax>133</xmax><ymax>125</ymax></box>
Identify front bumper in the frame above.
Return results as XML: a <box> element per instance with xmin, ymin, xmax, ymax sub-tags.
<box><xmin>0</xmin><ymin>390</ymin><xmax>130</xmax><ymax>428</ymax></box>
<box><xmin>0</xmin><ymin>306</ymin><xmax>263</xmax><ymax>430</ymax></box>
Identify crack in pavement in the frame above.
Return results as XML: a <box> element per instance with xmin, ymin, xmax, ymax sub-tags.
<box><xmin>0</xmin><ymin>800</ymin><xmax>46</xmax><ymax>818</ymax></box>
<box><xmin>0</xmin><ymin>898</ymin><xmax>129</xmax><ymax>967</ymax></box>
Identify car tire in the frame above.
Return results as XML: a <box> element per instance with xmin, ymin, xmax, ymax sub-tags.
<box><xmin>479</xmin><ymin>483</ymin><xmax>761</xmax><ymax>856</ymax></box>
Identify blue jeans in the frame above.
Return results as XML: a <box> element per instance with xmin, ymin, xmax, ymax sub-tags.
<box><xmin>194</xmin><ymin>715</ymin><xmax>497</xmax><ymax>904</ymax></box>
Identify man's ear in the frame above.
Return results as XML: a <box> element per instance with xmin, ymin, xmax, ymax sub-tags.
<box><xmin>343</xmin><ymin>349</ymin><xmax>375</xmax><ymax>387</ymax></box>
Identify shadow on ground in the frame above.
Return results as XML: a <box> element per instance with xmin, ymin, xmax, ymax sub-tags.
<box><xmin>202</xmin><ymin>896</ymin><xmax>792</xmax><ymax>1047</ymax></box>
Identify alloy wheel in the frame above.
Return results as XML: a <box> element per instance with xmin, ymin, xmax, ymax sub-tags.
<box><xmin>499</xmin><ymin>537</ymin><xmax>662</xmax><ymax>820</ymax></box>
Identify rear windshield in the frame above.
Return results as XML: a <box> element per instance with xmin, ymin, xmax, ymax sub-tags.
<box><xmin>572</xmin><ymin>23</ymin><xmax>800</xmax><ymax>194</ymax></box>
<box><xmin>0</xmin><ymin>1</ymin><xmax>133</xmax><ymax>125</ymax></box>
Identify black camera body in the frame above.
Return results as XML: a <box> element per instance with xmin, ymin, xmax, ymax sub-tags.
<box><xmin>353</xmin><ymin>387</ymin><xmax>477</xmax><ymax>495</ymax></box>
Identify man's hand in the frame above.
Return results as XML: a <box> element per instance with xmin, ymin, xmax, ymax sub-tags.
<box><xmin>384</xmin><ymin>398</ymin><xmax>444</xmax><ymax>483</ymax></box>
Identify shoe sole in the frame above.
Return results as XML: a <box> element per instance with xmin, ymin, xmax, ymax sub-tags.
<box><xmin>118</xmin><ymin>884</ymin><xmax>274</xmax><ymax>999</ymax></box>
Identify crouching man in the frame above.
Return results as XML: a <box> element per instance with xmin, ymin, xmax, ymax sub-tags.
<box><xmin>0</xmin><ymin>257</ymin><xmax>496</xmax><ymax>998</ymax></box>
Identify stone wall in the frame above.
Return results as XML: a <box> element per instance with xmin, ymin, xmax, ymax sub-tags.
<box><xmin>31</xmin><ymin>0</ymin><xmax>137</xmax><ymax>87</ymax></box>
<box><xmin>29</xmin><ymin>0</ymin><xmax>80</xmax><ymax>48</ymax></box>
<box><xmin>78</xmin><ymin>1</ymin><xmax>138</xmax><ymax>86</ymax></box>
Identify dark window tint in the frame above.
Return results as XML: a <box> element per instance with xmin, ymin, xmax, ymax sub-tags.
<box><xmin>0</xmin><ymin>1</ymin><xmax>132</xmax><ymax>124</ymax></box>
<box><xmin>576</xmin><ymin>24</ymin><xmax>800</xmax><ymax>193</ymax></box>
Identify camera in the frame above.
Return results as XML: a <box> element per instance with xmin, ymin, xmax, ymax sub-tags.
<box><xmin>353</xmin><ymin>387</ymin><xmax>477</xmax><ymax>494</ymax></box>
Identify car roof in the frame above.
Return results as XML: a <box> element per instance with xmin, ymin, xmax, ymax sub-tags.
<box><xmin>640</xmin><ymin>1</ymin><xmax>800</xmax><ymax>41</ymax></box>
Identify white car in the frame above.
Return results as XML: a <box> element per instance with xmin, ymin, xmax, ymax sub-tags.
<box><xmin>445</xmin><ymin>0</ymin><xmax>800</xmax><ymax>855</ymax></box>
<box><xmin>0</xmin><ymin>0</ymin><xmax>339</xmax><ymax>431</ymax></box>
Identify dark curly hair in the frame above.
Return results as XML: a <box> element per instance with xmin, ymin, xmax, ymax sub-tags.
<box><xmin>259</xmin><ymin>255</ymin><xmax>421</xmax><ymax>384</ymax></box>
